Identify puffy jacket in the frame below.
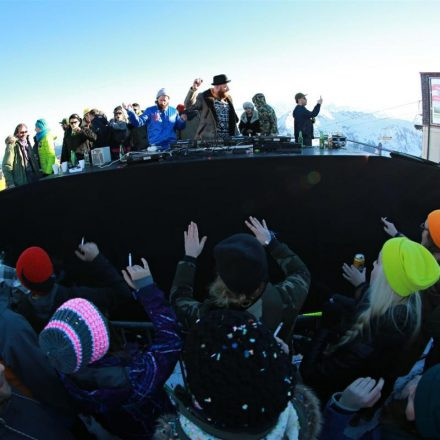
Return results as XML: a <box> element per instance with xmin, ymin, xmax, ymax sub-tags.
<box><xmin>60</xmin><ymin>282</ymin><xmax>182</xmax><ymax>440</ymax></box>
<box><xmin>35</xmin><ymin>132</ymin><xmax>56</xmax><ymax>175</ymax></box>
<box><xmin>127</xmin><ymin>105</ymin><xmax>185</xmax><ymax>150</ymax></box>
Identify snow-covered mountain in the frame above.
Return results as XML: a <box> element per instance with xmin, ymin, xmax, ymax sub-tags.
<box><xmin>275</xmin><ymin>105</ymin><xmax>422</xmax><ymax>156</ymax></box>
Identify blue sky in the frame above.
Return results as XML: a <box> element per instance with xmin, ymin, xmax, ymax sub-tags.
<box><xmin>0</xmin><ymin>0</ymin><xmax>439</xmax><ymax>147</ymax></box>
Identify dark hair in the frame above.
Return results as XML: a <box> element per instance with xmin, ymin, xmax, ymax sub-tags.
<box><xmin>113</xmin><ymin>106</ymin><xmax>123</xmax><ymax>113</ymax></box>
<box><xmin>69</xmin><ymin>113</ymin><xmax>82</xmax><ymax>124</ymax></box>
<box><xmin>132</xmin><ymin>103</ymin><xmax>140</xmax><ymax>107</ymax></box>
<box><xmin>14</xmin><ymin>123</ymin><xmax>27</xmax><ymax>136</ymax></box>
<box><xmin>183</xmin><ymin>309</ymin><xmax>294</xmax><ymax>431</ymax></box>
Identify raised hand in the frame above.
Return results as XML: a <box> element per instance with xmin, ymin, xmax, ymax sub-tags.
<box><xmin>245</xmin><ymin>216</ymin><xmax>271</xmax><ymax>245</ymax></box>
<box><xmin>184</xmin><ymin>222</ymin><xmax>207</xmax><ymax>258</ymax></box>
<box><xmin>75</xmin><ymin>242</ymin><xmax>100</xmax><ymax>262</ymax></box>
<box><xmin>192</xmin><ymin>78</ymin><xmax>203</xmax><ymax>90</ymax></box>
<box><xmin>122</xmin><ymin>257</ymin><xmax>151</xmax><ymax>290</ymax></box>
<box><xmin>318</xmin><ymin>96</ymin><xmax>323</xmax><ymax>105</ymax></box>
<box><xmin>122</xmin><ymin>102</ymin><xmax>133</xmax><ymax>111</ymax></box>
<box><xmin>339</xmin><ymin>377</ymin><xmax>384</xmax><ymax>411</ymax></box>
<box><xmin>381</xmin><ymin>217</ymin><xmax>398</xmax><ymax>237</ymax></box>
<box><xmin>342</xmin><ymin>262</ymin><xmax>366</xmax><ymax>287</ymax></box>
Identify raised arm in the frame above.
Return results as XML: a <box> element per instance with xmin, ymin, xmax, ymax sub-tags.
<box><xmin>170</xmin><ymin>221</ymin><xmax>207</xmax><ymax>330</ymax></box>
<box><xmin>121</xmin><ymin>259</ymin><xmax>182</xmax><ymax>403</ymax></box>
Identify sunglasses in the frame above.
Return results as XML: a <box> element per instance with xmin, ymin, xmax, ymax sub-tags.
<box><xmin>70</xmin><ymin>121</ymin><xmax>79</xmax><ymax>125</ymax></box>
<box><xmin>19</xmin><ymin>131</ymin><xmax>28</xmax><ymax>134</ymax></box>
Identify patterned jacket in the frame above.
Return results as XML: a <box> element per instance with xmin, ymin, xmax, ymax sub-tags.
<box><xmin>60</xmin><ymin>283</ymin><xmax>182</xmax><ymax>440</ymax></box>
<box><xmin>252</xmin><ymin>94</ymin><xmax>278</xmax><ymax>135</ymax></box>
<box><xmin>170</xmin><ymin>238</ymin><xmax>310</xmax><ymax>344</ymax></box>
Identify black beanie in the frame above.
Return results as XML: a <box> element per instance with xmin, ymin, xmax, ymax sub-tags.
<box><xmin>214</xmin><ymin>233</ymin><xmax>268</xmax><ymax>295</ymax></box>
<box><xmin>414</xmin><ymin>364</ymin><xmax>440</xmax><ymax>437</ymax></box>
<box><xmin>183</xmin><ymin>309</ymin><xmax>294</xmax><ymax>431</ymax></box>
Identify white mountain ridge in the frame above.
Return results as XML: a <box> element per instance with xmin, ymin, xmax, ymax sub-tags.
<box><xmin>274</xmin><ymin>104</ymin><xmax>422</xmax><ymax>156</ymax></box>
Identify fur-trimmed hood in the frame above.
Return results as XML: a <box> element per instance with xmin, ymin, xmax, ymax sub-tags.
<box><xmin>240</xmin><ymin>109</ymin><xmax>259</xmax><ymax>124</ymax></box>
<box><xmin>153</xmin><ymin>384</ymin><xmax>322</xmax><ymax>440</ymax></box>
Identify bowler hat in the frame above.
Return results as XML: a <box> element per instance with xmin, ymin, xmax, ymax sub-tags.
<box><xmin>212</xmin><ymin>74</ymin><xmax>231</xmax><ymax>86</ymax></box>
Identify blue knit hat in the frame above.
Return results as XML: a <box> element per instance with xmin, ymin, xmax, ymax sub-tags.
<box><xmin>35</xmin><ymin>119</ymin><xmax>48</xmax><ymax>131</ymax></box>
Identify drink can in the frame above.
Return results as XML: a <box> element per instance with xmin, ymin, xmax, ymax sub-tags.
<box><xmin>353</xmin><ymin>253</ymin><xmax>365</xmax><ymax>271</ymax></box>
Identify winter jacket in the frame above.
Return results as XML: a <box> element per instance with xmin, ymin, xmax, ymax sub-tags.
<box><xmin>129</xmin><ymin>124</ymin><xmax>148</xmax><ymax>150</ymax></box>
<box><xmin>321</xmin><ymin>393</ymin><xmax>427</xmax><ymax>440</ymax></box>
<box><xmin>61</xmin><ymin>127</ymin><xmax>97</xmax><ymax>163</ymax></box>
<box><xmin>293</xmin><ymin>104</ymin><xmax>321</xmax><ymax>146</ymax></box>
<box><xmin>60</xmin><ymin>282</ymin><xmax>182</xmax><ymax>440</ymax></box>
<box><xmin>252</xmin><ymin>94</ymin><xmax>277</xmax><ymax>135</ymax></box>
<box><xmin>0</xmin><ymin>389</ymin><xmax>75</xmax><ymax>440</ymax></box>
<box><xmin>127</xmin><ymin>105</ymin><xmax>185</xmax><ymax>150</ymax></box>
<box><xmin>35</xmin><ymin>132</ymin><xmax>56</xmax><ymax>175</ymax></box>
<box><xmin>184</xmin><ymin>88</ymin><xmax>239</xmax><ymax>139</ymax></box>
<box><xmin>2</xmin><ymin>138</ymin><xmax>40</xmax><ymax>188</ymax></box>
<box><xmin>153</xmin><ymin>384</ymin><xmax>322</xmax><ymax>440</ymax></box>
<box><xmin>300</xmin><ymin>301</ymin><xmax>419</xmax><ymax>405</ymax></box>
<box><xmin>239</xmin><ymin>110</ymin><xmax>261</xmax><ymax>136</ymax></box>
<box><xmin>15</xmin><ymin>253</ymin><xmax>133</xmax><ymax>334</ymax></box>
<box><xmin>0</xmin><ymin>292</ymin><xmax>75</xmax><ymax>422</ymax></box>
<box><xmin>91</xmin><ymin>115</ymin><xmax>111</xmax><ymax>148</ymax></box>
<box><xmin>108</xmin><ymin>120</ymin><xmax>131</xmax><ymax>160</ymax></box>
<box><xmin>170</xmin><ymin>238</ymin><xmax>311</xmax><ymax>344</ymax></box>
<box><xmin>177</xmin><ymin>110</ymin><xmax>201</xmax><ymax>140</ymax></box>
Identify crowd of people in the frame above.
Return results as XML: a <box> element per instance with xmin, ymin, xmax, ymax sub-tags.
<box><xmin>1</xmin><ymin>209</ymin><xmax>440</xmax><ymax>439</ymax></box>
<box><xmin>1</xmin><ymin>74</ymin><xmax>323</xmax><ymax>190</ymax></box>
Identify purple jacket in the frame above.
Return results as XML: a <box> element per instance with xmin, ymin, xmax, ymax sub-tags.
<box><xmin>61</xmin><ymin>283</ymin><xmax>182</xmax><ymax>439</ymax></box>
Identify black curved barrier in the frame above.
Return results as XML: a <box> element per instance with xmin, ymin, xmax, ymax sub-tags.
<box><xmin>1</xmin><ymin>152</ymin><xmax>439</xmax><ymax>310</ymax></box>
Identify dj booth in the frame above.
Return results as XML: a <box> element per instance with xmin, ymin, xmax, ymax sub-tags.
<box><xmin>1</xmin><ymin>142</ymin><xmax>439</xmax><ymax>310</ymax></box>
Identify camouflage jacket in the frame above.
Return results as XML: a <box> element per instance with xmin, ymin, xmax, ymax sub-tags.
<box><xmin>170</xmin><ymin>239</ymin><xmax>310</xmax><ymax>344</ymax></box>
<box><xmin>252</xmin><ymin>93</ymin><xmax>278</xmax><ymax>135</ymax></box>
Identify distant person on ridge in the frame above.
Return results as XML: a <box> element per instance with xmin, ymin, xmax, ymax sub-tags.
<box><xmin>123</xmin><ymin>89</ymin><xmax>186</xmax><ymax>150</ymax></box>
<box><xmin>184</xmin><ymin>75</ymin><xmax>239</xmax><ymax>139</ymax></box>
<box><xmin>252</xmin><ymin>93</ymin><xmax>278</xmax><ymax>135</ymax></box>
<box><xmin>293</xmin><ymin>92</ymin><xmax>322</xmax><ymax>146</ymax></box>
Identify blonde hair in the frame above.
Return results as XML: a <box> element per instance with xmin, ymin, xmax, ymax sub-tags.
<box><xmin>332</xmin><ymin>268</ymin><xmax>422</xmax><ymax>350</ymax></box>
<box><xmin>209</xmin><ymin>275</ymin><xmax>264</xmax><ymax>309</ymax></box>
<box><xmin>5</xmin><ymin>135</ymin><xmax>16</xmax><ymax>145</ymax></box>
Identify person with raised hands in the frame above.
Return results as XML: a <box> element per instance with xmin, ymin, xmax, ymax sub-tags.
<box><xmin>14</xmin><ymin>241</ymin><xmax>133</xmax><ymax>333</ymax></box>
<box><xmin>301</xmin><ymin>237</ymin><xmax>440</xmax><ymax>406</ymax></box>
<box><xmin>380</xmin><ymin>211</ymin><xmax>440</xmax><ymax>370</ymax></box>
<box><xmin>170</xmin><ymin>217</ymin><xmax>311</xmax><ymax>344</ymax></box>
<box><xmin>39</xmin><ymin>257</ymin><xmax>182</xmax><ymax>440</ymax></box>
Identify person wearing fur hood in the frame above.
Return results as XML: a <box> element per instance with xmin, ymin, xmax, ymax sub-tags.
<box><xmin>153</xmin><ymin>310</ymin><xmax>322</xmax><ymax>440</ymax></box>
<box><xmin>239</xmin><ymin>102</ymin><xmax>260</xmax><ymax>137</ymax></box>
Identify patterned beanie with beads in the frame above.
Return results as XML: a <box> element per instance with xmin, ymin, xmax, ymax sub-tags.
<box><xmin>183</xmin><ymin>309</ymin><xmax>294</xmax><ymax>431</ymax></box>
<box><xmin>39</xmin><ymin>298</ymin><xmax>110</xmax><ymax>374</ymax></box>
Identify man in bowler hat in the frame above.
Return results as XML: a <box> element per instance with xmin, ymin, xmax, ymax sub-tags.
<box><xmin>184</xmin><ymin>74</ymin><xmax>239</xmax><ymax>139</ymax></box>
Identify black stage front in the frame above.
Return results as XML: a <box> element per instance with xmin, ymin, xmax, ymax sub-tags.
<box><xmin>1</xmin><ymin>148</ymin><xmax>439</xmax><ymax>309</ymax></box>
